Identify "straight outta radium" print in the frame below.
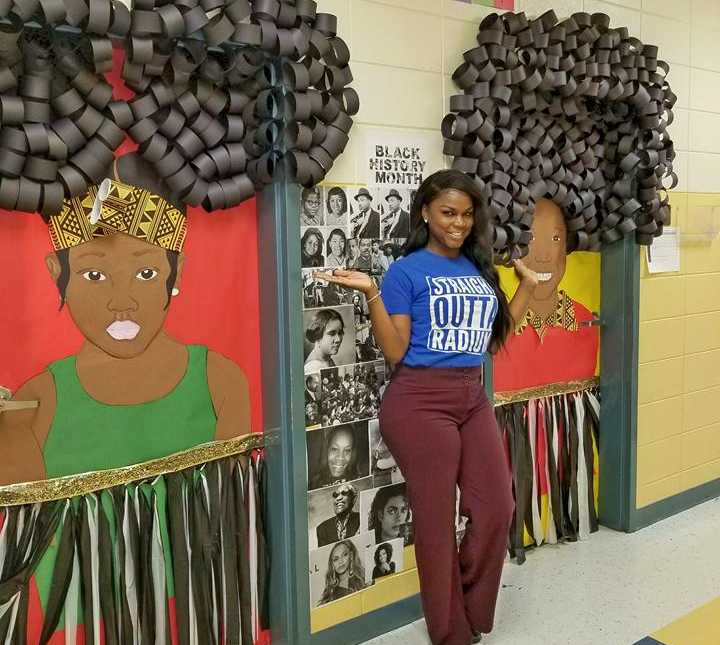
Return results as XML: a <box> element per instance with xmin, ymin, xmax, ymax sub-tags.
<box><xmin>426</xmin><ymin>276</ymin><xmax>498</xmax><ymax>355</ymax></box>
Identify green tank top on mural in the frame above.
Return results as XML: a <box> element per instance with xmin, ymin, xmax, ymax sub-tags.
<box><xmin>43</xmin><ymin>345</ymin><xmax>217</xmax><ymax>478</ymax></box>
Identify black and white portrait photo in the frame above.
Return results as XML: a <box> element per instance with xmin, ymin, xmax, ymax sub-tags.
<box><xmin>379</xmin><ymin>188</ymin><xmax>411</xmax><ymax>239</ymax></box>
<box><xmin>354</xmin><ymin>237</ymin><xmax>374</xmax><ymax>271</ymax></box>
<box><xmin>305</xmin><ymin>402</ymin><xmax>321</xmax><ymax>429</ymax></box>
<box><xmin>301</xmin><ymin>186</ymin><xmax>324</xmax><ymax>227</ymax></box>
<box><xmin>307</xmin><ymin>422</ymin><xmax>370</xmax><ymax>491</ymax></box>
<box><xmin>325</xmin><ymin>227</ymin><xmax>349</xmax><ymax>268</ymax></box>
<box><xmin>365</xmin><ymin>538</ymin><xmax>404</xmax><ymax>584</ymax></box>
<box><xmin>301</xmin><ymin>227</ymin><xmax>325</xmax><ymax>268</ymax></box>
<box><xmin>309</xmin><ymin>534</ymin><xmax>371</xmax><ymax>607</ymax></box>
<box><xmin>303</xmin><ymin>305</ymin><xmax>356</xmax><ymax>374</ymax></box>
<box><xmin>305</xmin><ymin>372</ymin><xmax>321</xmax><ymax>428</ymax></box>
<box><xmin>379</xmin><ymin>238</ymin><xmax>406</xmax><ymax>273</ymax></box>
<box><xmin>368</xmin><ymin>419</ymin><xmax>404</xmax><ymax>487</ymax></box>
<box><xmin>324</xmin><ymin>185</ymin><xmax>349</xmax><ymax>228</ymax></box>
<box><xmin>318</xmin><ymin>361</ymin><xmax>385</xmax><ymax>427</ymax></box>
<box><xmin>369</xmin><ymin>239</ymin><xmax>386</xmax><ymax>283</ymax></box>
<box><xmin>308</xmin><ymin>478</ymin><xmax>374</xmax><ymax>549</ymax></box>
<box><xmin>360</xmin><ymin>482</ymin><xmax>413</xmax><ymax>547</ymax></box>
<box><xmin>302</xmin><ymin>269</ymin><xmax>354</xmax><ymax>309</ymax></box>
<box><xmin>345</xmin><ymin>237</ymin><xmax>360</xmax><ymax>269</ymax></box>
<box><xmin>350</xmin><ymin>187</ymin><xmax>380</xmax><ymax>239</ymax></box>
<box><xmin>354</xmin><ymin>301</ymin><xmax>383</xmax><ymax>364</ymax></box>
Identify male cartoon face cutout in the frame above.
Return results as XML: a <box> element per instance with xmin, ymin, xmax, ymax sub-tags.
<box><xmin>523</xmin><ymin>198</ymin><xmax>567</xmax><ymax>304</ymax></box>
<box><xmin>46</xmin><ymin>235</ymin><xmax>183</xmax><ymax>360</ymax></box>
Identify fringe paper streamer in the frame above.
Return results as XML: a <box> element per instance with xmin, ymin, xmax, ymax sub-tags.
<box><xmin>496</xmin><ymin>387</ymin><xmax>599</xmax><ymax>564</ymax></box>
<box><xmin>0</xmin><ymin>452</ymin><xmax>268</xmax><ymax>645</ymax></box>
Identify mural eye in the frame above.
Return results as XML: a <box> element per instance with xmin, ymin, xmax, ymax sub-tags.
<box><xmin>137</xmin><ymin>268</ymin><xmax>158</xmax><ymax>281</ymax></box>
<box><xmin>82</xmin><ymin>270</ymin><xmax>106</xmax><ymax>282</ymax></box>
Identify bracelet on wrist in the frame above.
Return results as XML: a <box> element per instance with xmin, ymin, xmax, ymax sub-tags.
<box><xmin>367</xmin><ymin>291</ymin><xmax>381</xmax><ymax>305</ymax></box>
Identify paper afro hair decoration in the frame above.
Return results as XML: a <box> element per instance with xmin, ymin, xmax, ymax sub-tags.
<box><xmin>0</xmin><ymin>0</ymin><xmax>358</xmax><ymax>216</ymax></box>
<box><xmin>443</xmin><ymin>10</ymin><xmax>677</xmax><ymax>263</ymax></box>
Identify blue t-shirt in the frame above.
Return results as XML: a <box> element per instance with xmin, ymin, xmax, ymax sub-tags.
<box><xmin>381</xmin><ymin>248</ymin><xmax>498</xmax><ymax>367</ymax></box>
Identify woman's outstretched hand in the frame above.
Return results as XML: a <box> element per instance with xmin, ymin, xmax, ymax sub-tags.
<box><xmin>512</xmin><ymin>259</ymin><xmax>539</xmax><ymax>289</ymax></box>
<box><xmin>314</xmin><ymin>269</ymin><xmax>377</xmax><ymax>296</ymax></box>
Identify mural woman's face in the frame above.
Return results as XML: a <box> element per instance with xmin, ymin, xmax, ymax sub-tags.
<box><xmin>318</xmin><ymin>318</ymin><xmax>344</xmax><ymax>357</ymax></box>
<box><xmin>50</xmin><ymin>234</ymin><xmax>181</xmax><ymax>359</ymax></box>
<box><xmin>378</xmin><ymin>549</ymin><xmax>388</xmax><ymax>564</ymax></box>
<box><xmin>331</xmin><ymin>543</ymin><xmax>351</xmax><ymax>576</ymax></box>
<box><xmin>347</xmin><ymin>238</ymin><xmax>359</xmax><ymax>259</ymax></box>
<box><xmin>525</xmin><ymin>199</ymin><xmax>567</xmax><ymax>301</ymax></box>
<box><xmin>327</xmin><ymin>428</ymin><xmax>354</xmax><ymax>478</ymax></box>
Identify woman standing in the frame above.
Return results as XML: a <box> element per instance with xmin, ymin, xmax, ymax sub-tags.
<box><xmin>317</xmin><ymin>170</ymin><xmax>538</xmax><ymax>645</ymax></box>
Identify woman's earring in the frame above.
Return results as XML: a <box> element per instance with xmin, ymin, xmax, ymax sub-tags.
<box><xmin>171</xmin><ymin>288</ymin><xmax>180</xmax><ymax>296</ymax></box>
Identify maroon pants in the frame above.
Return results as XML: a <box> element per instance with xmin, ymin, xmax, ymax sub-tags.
<box><xmin>379</xmin><ymin>365</ymin><xmax>514</xmax><ymax>645</ymax></box>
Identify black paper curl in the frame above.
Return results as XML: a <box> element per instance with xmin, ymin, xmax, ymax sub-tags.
<box><xmin>444</xmin><ymin>10</ymin><xmax>677</xmax><ymax>263</ymax></box>
<box><xmin>0</xmin><ymin>0</ymin><xmax>358</xmax><ymax>217</ymax></box>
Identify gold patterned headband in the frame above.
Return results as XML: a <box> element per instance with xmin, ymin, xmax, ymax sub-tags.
<box><xmin>48</xmin><ymin>178</ymin><xmax>187</xmax><ymax>253</ymax></box>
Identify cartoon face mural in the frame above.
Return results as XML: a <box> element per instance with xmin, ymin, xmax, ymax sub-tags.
<box><xmin>493</xmin><ymin>198</ymin><xmax>600</xmax><ymax>393</ymax></box>
<box><xmin>0</xmin><ymin>154</ymin><xmax>251</xmax><ymax>485</ymax></box>
<box><xmin>522</xmin><ymin>199</ymin><xmax>568</xmax><ymax>315</ymax></box>
<box><xmin>48</xmin><ymin>235</ymin><xmax>183</xmax><ymax>359</ymax></box>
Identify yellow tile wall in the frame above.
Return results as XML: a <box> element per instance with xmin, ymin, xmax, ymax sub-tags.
<box><xmin>638</xmin><ymin>194</ymin><xmax>720</xmax><ymax>507</ymax></box>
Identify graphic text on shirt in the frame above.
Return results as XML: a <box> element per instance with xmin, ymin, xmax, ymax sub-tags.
<box><xmin>426</xmin><ymin>276</ymin><xmax>498</xmax><ymax>355</ymax></box>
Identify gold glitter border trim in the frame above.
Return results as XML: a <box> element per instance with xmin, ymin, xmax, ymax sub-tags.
<box><xmin>0</xmin><ymin>433</ymin><xmax>265</xmax><ymax>507</ymax></box>
<box><xmin>493</xmin><ymin>377</ymin><xmax>600</xmax><ymax>406</ymax></box>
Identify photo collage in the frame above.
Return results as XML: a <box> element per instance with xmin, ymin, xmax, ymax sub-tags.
<box><xmin>301</xmin><ymin>184</ymin><xmax>467</xmax><ymax>609</ymax></box>
<box><xmin>302</xmin><ymin>184</ymin><xmax>413</xmax><ymax>608</ymax></box>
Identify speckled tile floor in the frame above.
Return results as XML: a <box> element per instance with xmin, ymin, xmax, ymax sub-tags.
<box><xmin>359</xmin><ymin>497</ymin><xmax>720</xmax><ymax>645</ymax></box>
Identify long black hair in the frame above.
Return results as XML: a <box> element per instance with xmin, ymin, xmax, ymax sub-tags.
<box><xmin>403</xmin><ymin>169</ymin><xmax>513</xmax><ymax>353</ymax></box>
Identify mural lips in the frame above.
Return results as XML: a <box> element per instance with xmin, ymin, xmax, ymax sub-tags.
<box><xmin>106</xmin><ymin>319</ymin><xmax>141</xmax><ymax>340</ymax></box>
